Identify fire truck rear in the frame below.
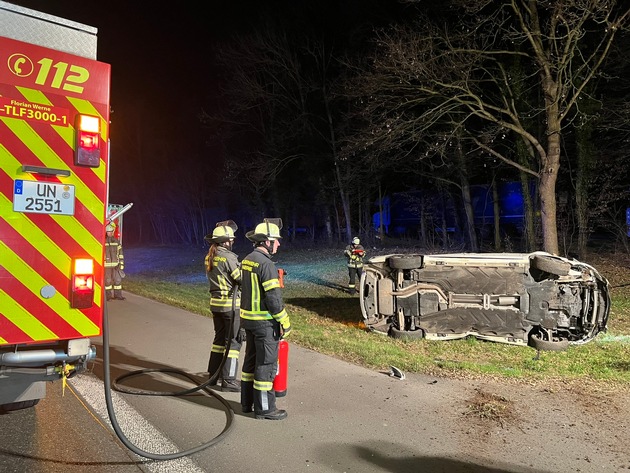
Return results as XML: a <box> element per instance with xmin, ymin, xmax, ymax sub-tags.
<box><xmin>0</xmin><ymin>1</ymin><xmax>111</xmax><ymax>411</ymax></box>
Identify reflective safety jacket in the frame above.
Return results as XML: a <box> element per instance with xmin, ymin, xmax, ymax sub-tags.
<box><xmin>105</xmin><ymin>236</ymin><xmax>124</xmax><ymax>269</ymax></box>
<box><xmin>240</xmin><ymin>248</ymin><xmax>288</xmax><ymax>324</ymax></box>
<box><xmin>205</xmin><ymin>246</ymin><xmax>241</xmax><ymax>312</ymax></box>
<box><xmin>344</xmin><ymin>244</ymin><xmax>366</xmax><ymax>269</ymax></box>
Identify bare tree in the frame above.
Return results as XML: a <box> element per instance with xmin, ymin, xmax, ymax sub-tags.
<box><xmin>304</xmin><ymin>40</ymin><xmax>355</xmax><ymax>241</ymax></box>
<box><xmin>344</xmin><ymin>0</ymin><xmax>630</xmax><ymax>254</ymax></box>
<box><xmin>203</xmin><ymin>27</ymin><xmax>312</xmax><ymax>215</ymax></box>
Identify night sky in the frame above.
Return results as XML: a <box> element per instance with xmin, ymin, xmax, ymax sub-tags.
<box><xmin>5</xmin><ymin>0</ymin><xmax>409</xmax><ymax>242</ymax></box>
<box><xmin>6</xmin><ymin>1</ymin><xmax>248</xmax><ymax>137</ymax></box>
<box><xmin>4</xmin><ymin>1</ymin><xmax>236</xmax><ymax>197</ymax></box>
<box><xmin>6</xmin><ymin>1</ymin><xmax>255</xmax><ymax>101</ymax></box>
<box><xmin>5</xmin><ymin>1</ymin><xmax>385</xmax><ymax>126</ymax></box>
<box><xmin>5</xmin><ymin>1</ymin><xmax>395</xmax><ymax>200</ymax></box>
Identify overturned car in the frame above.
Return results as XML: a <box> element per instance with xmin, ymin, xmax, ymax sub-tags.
<box><xmin>359</xmin><ymin>252</ymin><xmax>610</xmax><ymax>350</ymax></box>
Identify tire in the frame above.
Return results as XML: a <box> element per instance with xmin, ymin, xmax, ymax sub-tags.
<box><xmin>528</xmin><ymin>333</ymin><xmax>569</xmax><ymax>352</ymax></box>
<box><xmin>0</xmin><ymin>398</ymin><xmax>40</xmax><ymax>413</ymax></box>
<box><xmin>530</xmin><ymin>255</ymin><xmax>571</xmax><ymax>276</ymax></box>
<box><xmin>388</xmin><ymin>255</ymin><xmax>423</xmax><ymax>270</ymax></box>
<box><xmin>388</xmin><ymin>326</ymin><xmax>424</xmax><ymax>341</ymax></box>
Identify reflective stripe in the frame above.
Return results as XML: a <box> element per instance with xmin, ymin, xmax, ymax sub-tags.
<box><xmin>242</xmin><ymin>372</ymin><xmax>254</xmax><ymax>382</ymax></box>
<box><xmin>227</xmin><ymin>349</ymin><xmax>240</xmax><ymax>359</ymax></box>
<box><xmin>262</xmin><ymin>278</ymin><xmax>280</xmax><ymax>291</ymax></box>
<box><xmin>0</xmin><ymin>75</ymin><xmax>109</xmax><ymax>346</ymax></box>
<box><xmin>0</xmin><ymin>288</ymin><xmax>57</xmax><ymax>340</ymax></box>
<box><xmin>250</xmin><ymin>272</ymin><xmax>260</xmax><ymax>312</ymax></box>
<box><xmin>240</xmin><ymin>310</ymin><xmax>273</xmax><ymax>321</ymax></box>
<box><xmin>211</xmin><ymin>344</ymin><xmax>225</xmax><ymax>354</ymax></box>
<box><xmin>218</xmin><ymin>274</ymin><xmax>229</xmax><ymax>296</ymax></box>
<box><xmin>225</xmin><ymin>357</ymin><xmax>238</xmax><ymax>378</ymax></box>
<box><xmin>254</xmin><ymin>380</ymin><xmax>273</xmax><ymax>391</ymax></box>
<box><xmin>1</xmin><ymin>240</ymin><xmax>100</xmax><ymax>337</ymax></box>
<box><xmin>210</xmin><ymin>297</ymin><xmax>240</xmax><ymax>309</ymax></box>
<box><xmin>273</xmin><ymin>308</ymin><xmax>289</xmax><ymax>324</ymax></box>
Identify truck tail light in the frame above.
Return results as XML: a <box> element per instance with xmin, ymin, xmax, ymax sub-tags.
<box><xmin>75</xmin><ymin>115</ymin><xmax>101</xmax><ymax>167</ymax></box>
<box><xmin>71</xmin><ymin>258</ymin><xmax>94</xmax><ymax>309</ymax></box>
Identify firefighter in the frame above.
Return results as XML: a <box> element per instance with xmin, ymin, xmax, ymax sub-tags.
<box><xmin>204</xmin><ymin>221</ymin><xmax>242</xmax><ymax>392</ymax></box>
<box><xmin>240</xmin><ymin>219</ymin><xmax>291</xmax><ymax>420</ymax></box>
<box><xmin>344</xmin><ymin>236</ymin><xmax>366</xmax><ymax>295</ymax></box>
<box><xmin>104</xmin><ymin>224</ymin><xmax>125</xmax><ymax>300</ymax></box>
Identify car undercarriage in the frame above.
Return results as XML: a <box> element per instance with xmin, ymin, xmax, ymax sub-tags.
<box><xmin>359</xmin><ymin>252</ymin><xmax>610</xmax><ymax>350</ymax></box>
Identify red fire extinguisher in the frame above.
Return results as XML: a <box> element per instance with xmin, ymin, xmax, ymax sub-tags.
<box><xmin>274</xmin><ymin>338</ymin><xmax>289</xmax><ymax>397</ymax></box>
<box><xmin>274</xmin><ymin>267</ymin><xmax>289</xmax><ymax>397</ymax></box>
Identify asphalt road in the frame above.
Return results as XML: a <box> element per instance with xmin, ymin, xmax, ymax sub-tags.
<box><xmin>2</xmin><ymin>293</ymin><xmax>628</xmax><ymax>473</ymax></box>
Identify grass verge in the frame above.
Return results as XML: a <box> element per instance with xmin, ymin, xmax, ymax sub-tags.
<box><xmin>123</xmin><ymin>246</ymin><xmax>630</xmax><ymax>389</ymax></box>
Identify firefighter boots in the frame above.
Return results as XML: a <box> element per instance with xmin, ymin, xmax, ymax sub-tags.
<box><xmin>192</xmin><ymin>372</ymin><xmax>218</xmax><ymax>387</ymax></box>
<box><xmin>221</xmin><ymin>379</ymin><xmax>241</xmax><ymax>392</ymax></box>
<box><xmin>255</xmin><ymin>409</ymin><xmax>287</xmax><ymax>421</ymax></box>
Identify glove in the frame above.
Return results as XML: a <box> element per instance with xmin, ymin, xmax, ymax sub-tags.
<box><xmin>281</xmin><ymin>318</ymin><xmax>292</xmax><ymax>338</ymax></box>
<box><xmin>237</xmin><ymin>327</ymin><xmax>246</xmax><ymax>343</ymax></box>
<box><xmin>118</xmin><ymin>263</ymin><xmax>124</xmax><ymax>270</ymax></box>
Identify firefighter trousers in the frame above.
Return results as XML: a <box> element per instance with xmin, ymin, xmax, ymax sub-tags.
<box><xmin>240</xmin><ymin>318</ymin><xmax>280</xmax><ymax>415</ymax></box>
<box><xmin>347</xmin><ymin>266</ymin><xmax>363</xmax><ymax>293</ymax></box>
<box><xmin>105</xmin><ymin>266</ymin><xmax>123</xmax><ymax>298</ymax></box>
<box><xmin>207</xmin><ymin>309</ymin><xmax>242</xmax><ymax>382</ymax></box>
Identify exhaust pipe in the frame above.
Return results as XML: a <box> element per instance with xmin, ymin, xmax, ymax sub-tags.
<box><xmin>0</xmin><ymin>346</ymin><xmax>96</xmax><ymax>366</ymax></box>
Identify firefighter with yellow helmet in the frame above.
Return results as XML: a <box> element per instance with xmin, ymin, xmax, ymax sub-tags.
<box><xmin>344</xmin><ymin>236</ymin><xmax>366</xmax><ymax>294</ymax></box>
<box><xmin>240</xmin><ymin>218</ymin><xmax>290</xmax><ymax>420</ymax></box>
<box><xmin>204</xmin><ymin>220</ymin><xmax>242</xmax><ymax>392</ymax></box>
<box><xmin>104</xmin><ymin>223</ymin><xmax>125</xmax><ymax>300</ymax></box>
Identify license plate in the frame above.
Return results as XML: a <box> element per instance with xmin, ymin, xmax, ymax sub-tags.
<box><xmin>13</xmin><ymin>180</ymin><xmax>75</xmax><ymax>215</ymax></box>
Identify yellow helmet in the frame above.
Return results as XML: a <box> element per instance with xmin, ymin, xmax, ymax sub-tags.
<box><xmin>246</xmin><ymin>218</ymin><xmax>283</xmax><ymax>242</ymax></box>
<box><xmin>205</xmin><ymin>220</ymin><xmax>238</xmax><ymax>244</ymax></box>
<box><xmin>106</xmin><ymin>224</ymin><xmax>115</xmax><ymax>232</ymax></box>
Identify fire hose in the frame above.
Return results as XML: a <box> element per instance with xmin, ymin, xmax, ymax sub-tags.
<box><xmin>101</xmin><ymin>289</ymin><xmax>239</xmax><ymax>460</ymax></box>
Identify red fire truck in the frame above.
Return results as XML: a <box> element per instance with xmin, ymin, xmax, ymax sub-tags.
<box><xmin>0</xmin><ymin>1</ymin><xmax>111</xmax><ymax>411</ymax></box>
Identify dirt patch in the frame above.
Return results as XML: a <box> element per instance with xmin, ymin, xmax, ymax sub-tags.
<box><xmin>464</xmin><ymin>388</ymin><xmax>519</xmax><ymax>429</ymax></box>
<box><xmin>454</xmin><ymin>377</ymin><xmax>630</xmax><ymax>471</ymax></box>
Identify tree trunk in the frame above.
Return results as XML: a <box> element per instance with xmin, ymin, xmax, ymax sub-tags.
<box><xmin>420</xmin><ymin>198</ymin><xmax>427</xmax><ymax>247</ymax></box>
<box><xmin>324</xmin><ymin>209</ymin><xmax>333</xmax><ymax>244</ymax></box>
<box><xmin>461</xmin><ymin>179</ymin><xmax>477</xmax><ymax>252</ymax></box>
<box><xmin>520</xmin><ymin>173</ymin><xmax>536</xmax><ymax>252</ymax></box>
<box><xmin>324</xmin><ymin>87</ymin><xmax>353</xmax><ymax>244</ymax></box>
<box><xmin>575</xmin><ymin>103</ymin><xmax>598</xmax><ymax>259</ymax></box>
<box><xmin>333</xmin><ymin>198</ymin><xmax>342</xmax><ymax>243</ymax></box>
<box><xmin>454</xmin><ymin>139</ymin><xmax>478</xmax><ymax>251</ymax></box>
<box><xmin>540</xmin><ymin>131</ymin><xmax>561</xmax><ymax>255</ymax></box>
<box><xmin>492</xmin><ymin>182</ymin><xmax>501</xmax><ymax>252</ymax></box>
<box><xmin>378</xmin><ymin>183</ymin><xmax>385</xmax><ymax>241</ymax></box>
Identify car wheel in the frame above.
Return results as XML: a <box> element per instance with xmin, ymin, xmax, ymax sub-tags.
<box><xmin>389</xmin><ymin>326</ymin><xmax>424</xmax><ymax>340</ymax></box>
<box><xmin>0</xmin><ymin>398</ymin><xmax>40</xmax><ymax>413</ymax></box>
<box><xmin>387</xmin><ymin>255</ymin><xmax>423</xmax><ymax>270</ymax></box>
<box><xmin>530</xmin><ymin>255</ymin><xmax>571</xmax><ymax>276</ymax></box>
<box><xmin>528</xmin><ymin>333</ymin><xmax>569</xmax><ymax>351</ymax></box>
